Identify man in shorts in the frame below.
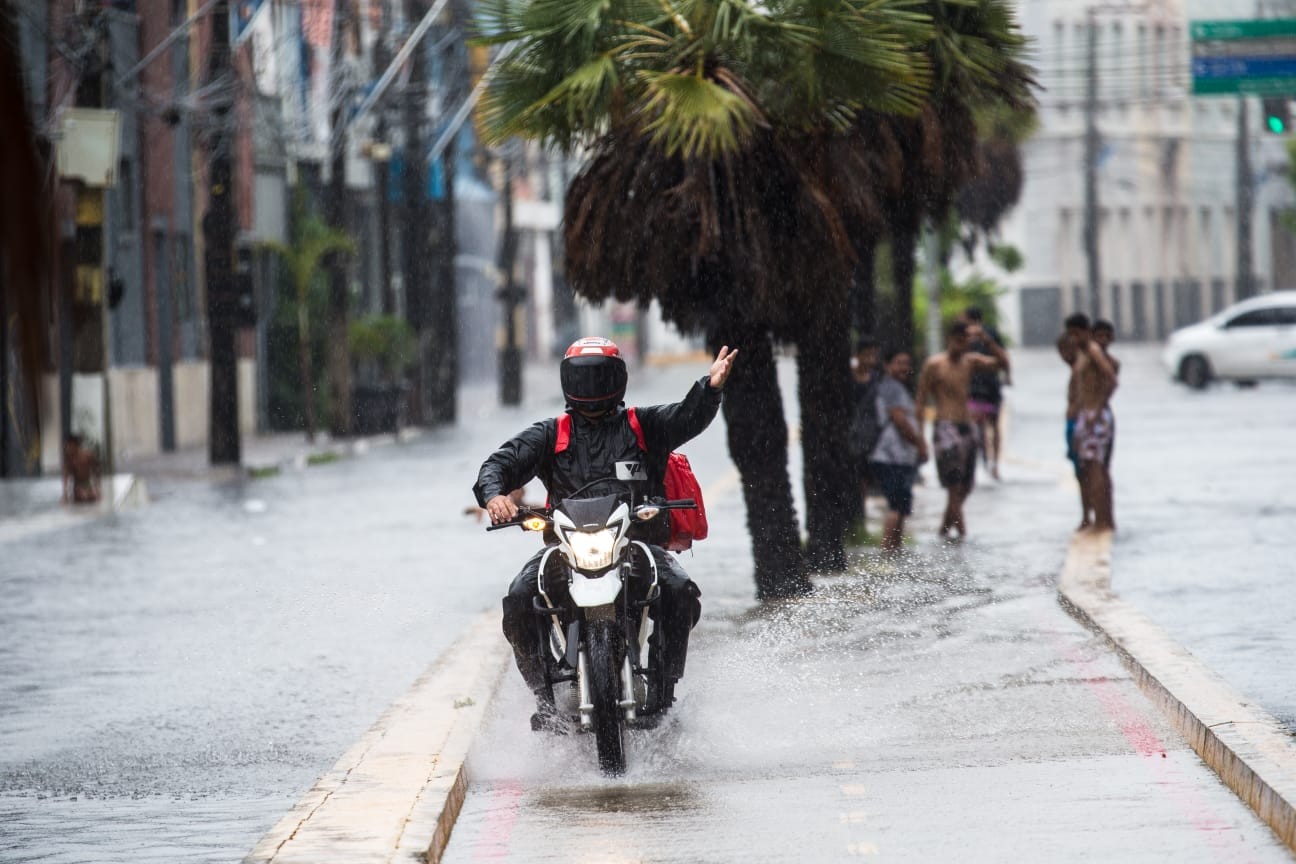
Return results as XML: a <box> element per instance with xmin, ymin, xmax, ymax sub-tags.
<box><xmin>963</xmin><ymin>307</ymin><xmax>1010</xmax><ymax>480</ymax></box>
<box><xmin>1070</xmin><ymin>322</ymin><xmax>1119</xmax><ymax>532</ymax></box>
<box><xmin>868</xmin><ymin>348</ymin><xmax>928</xmax><ymax>551</ymax></box>
<box><xmin>1057</xmin><ymin>313</ymin><xmax>1090</xmax><ymax>526</ymax></box>
<box><xmin>916</xmin><ymin>321</ymin><xmax>1006</xmax><ymax>541</ymax></box>
<box><xmin>1091</xmin><ymin>319</ymin><xmax>1120</xmax><ymax>473</ymax></box>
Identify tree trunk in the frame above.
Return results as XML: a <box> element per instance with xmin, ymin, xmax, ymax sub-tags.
<box><xmin>325</xmin><ymin>0</ymin><xmax>352</xmax><ymax>438</ymax></box>
<box><xmin>798</xmin><ymin>288</ymin><xmax>855</xmax><ymax>571</ymax></box>
<box><xmin>707</xmin><ymin>327</ymin><xmax>810</xmax><ymax>599</ymax></box>
<box><xmin>890</xmin><ymin>227</ymin><xmax>918</xmax><ymax>356</ymax></box>
<box><xmin>297</xmin><ymin>300</ymin><xmax>317</xmax><ymax>443</ymax></box>
<box><xmin>849</xmin><ymin>238</ymin><xmax>875</xmax><ymax>341</ymax></box>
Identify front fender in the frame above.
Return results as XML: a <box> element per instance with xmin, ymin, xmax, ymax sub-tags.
<box><xmin>569</xmin><ymin>570</ymin><xmax>623</xmax><ymax>607</ymax></box>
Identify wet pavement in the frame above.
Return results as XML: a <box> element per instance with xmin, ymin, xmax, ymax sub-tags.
<box><xmin>441</xmin><ymin>354</ymin><xmax>1292</xmax><ymax>863</ymax></box>
<box><xmin>3</xmin><ymin>350</ymin><xmax>1293</xmax><ymax>862</ymax></box>
<box><xmin>0</xmin><ymin>369</ymin><xmax>577</xmax><ymax>863</ymax></box>
<box><xmin>1089</xmin><ymin>346</ymin><xmax>1296</xmax><ymax>733</ymax></box>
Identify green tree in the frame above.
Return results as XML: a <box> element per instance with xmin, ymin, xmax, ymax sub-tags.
<box><xmin>855</xmin><ymin>0</ymin><xmax>1035</xmax><ymax>355</ymax></box>
<box><xmin>477</xmin><ymin>0</ymin><xmax>933</xmax><ymax>596</ymax></box>
<box><xmin>263</xmin><ymin>190</ymin><xmax>357</xmax><ymax>443</ymax></box>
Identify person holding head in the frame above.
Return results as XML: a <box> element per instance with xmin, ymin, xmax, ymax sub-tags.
<box><xmin>474</xmin><ymin>337</ymin><xmax>738</xmax><ymax>727</ymax></box>
<box><xmin>1091</xmin><ymin>319</ymin><xmax>1120</xmax><ymax>475</ymax></box>
<box><xmin>1057</xmin><ymin>313</ymin><xmax>1091</xmax><ymax>526</ymax></box>
<box><xmin>962</xmin><ymin>307</ymin><xmax>1010</xmax><ymax>480</ymax></box>
<box><xmin>916</xmin><ymin>321</ymin><xmax>1006</xmax><ymax>540</ymax></box>
<box><xmin>868</xmin><ymin>348</ymin><xmax>928</xmax><ymax>551</ymax></box>
<box><xmin>1069</xmin><ymin>322</ymin><xmax>1118</xmax><ymax>532</ymax></box>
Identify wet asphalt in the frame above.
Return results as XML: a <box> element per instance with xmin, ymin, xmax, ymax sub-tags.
<box><xmin>441</xmin><ymin>352</ymin><xmax>1294</xmax><ymax>863</ymax></box>
<box><xmin>1</xmin><ymin>349</ymin><xmax>1293</xmax><ymax>862</ymax></box>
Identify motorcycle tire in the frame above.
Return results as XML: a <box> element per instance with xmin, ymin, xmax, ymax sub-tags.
<box><xmin>586</xmin><ymin>618</ymin><xmax>626</xmax><ymax>775</ymax></box>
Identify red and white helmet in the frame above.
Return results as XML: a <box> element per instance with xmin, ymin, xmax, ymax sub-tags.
<box><xmin>560</xmin><ymin>337</ymin><xmax>627</xmax><ymax>414</ymax></box>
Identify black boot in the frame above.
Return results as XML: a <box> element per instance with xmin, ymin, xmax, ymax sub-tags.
<box><xmin>530</xmin><ymin>691</ymin><xmax>568</xmax><ymax>734</ymax></box>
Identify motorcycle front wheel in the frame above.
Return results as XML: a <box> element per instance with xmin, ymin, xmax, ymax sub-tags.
<box><xmin>586</xmin><ymin>618</ymin><xmax>626</xmax><ymax>775</ymax></box>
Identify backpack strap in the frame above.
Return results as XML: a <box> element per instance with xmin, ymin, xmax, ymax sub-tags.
<box><xmin>626</xmin><ymin>407</ymin><xmax>647</xmax><ymax>452</ymax></box>
<box><xmin>554</xmin><ymin>414</ymin><xmax>572</xmax><ymax>454</ymax></box>
<box><xmin>555</xmin><ymin>409</ymin><xmax>647</xmax><ymax>454</ymax></box>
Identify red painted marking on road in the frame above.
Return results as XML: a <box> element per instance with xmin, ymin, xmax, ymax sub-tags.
<box><xmin>1059</xmin><ymin>638</ymin><xmax>1261</xmax><ymax>863</ymax></box>
<box><xmin>471</xmin><ymin>781</ymin><xmax>524</xmax><ymax>861</ymax></box>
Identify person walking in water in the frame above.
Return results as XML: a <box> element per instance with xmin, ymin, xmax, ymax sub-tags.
<box><xmin>868</xmin><ymin>348</ymin><xmax>928</xmax><ymax>551</ymax></box>
<box><xmin>916</xmin><ymin>320</ymin><xmax>1006</xmax><ymax>541</ymax></box>
<box><xmin>963</xmin><ymin>307</ymin><xmax>1010</xmax><ymax>480</ymax></box>
<box><xmin>1071</xmin><ymin>320</ymin><xmax>1119</xmax><ymax>532</ymax></box>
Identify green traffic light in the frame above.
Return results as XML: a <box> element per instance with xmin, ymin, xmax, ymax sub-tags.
<box><xmin>1269</xmin><ymin>115</ymin><xmax>1287</xmax><ymax>134</ymax></box>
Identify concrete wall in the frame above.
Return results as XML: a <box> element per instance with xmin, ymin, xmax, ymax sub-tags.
<box><xmin>109</xmin><ymin>367</ymin><xmax>161</xmax><ymax>460</ymax></box>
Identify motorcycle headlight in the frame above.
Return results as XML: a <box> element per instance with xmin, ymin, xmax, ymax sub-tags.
<box><xmin>567</xmin><ymin>528</ymin><xmax>618</xmax><ymax>570</ymax></box>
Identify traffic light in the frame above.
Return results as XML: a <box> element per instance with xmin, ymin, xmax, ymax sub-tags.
<box><xmin>1262</xmin><ymin>97</ymin><xmax>1291</xmax><ymax>134</ymax></box>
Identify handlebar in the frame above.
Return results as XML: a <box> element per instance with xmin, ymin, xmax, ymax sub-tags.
<box><xmin>484</xmin><ymin>498</ymin><xmax>697</xmax><ymax>532</ymax></box>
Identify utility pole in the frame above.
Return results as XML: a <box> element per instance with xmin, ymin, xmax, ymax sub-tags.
<box><xmin>326</xmin><ymin>0</ymin><xmax>353</xmax><ymax>437</ymax></box>
<box><xmin>1236</xmin><ymin>96</ymin><xmax>1256</xmax><ymax>300</ymax></box>
<box><xmin>1083</xmin><ymin>7</ymin><xmax>1102</xmax><ymax>319</ymax></box>
<box><xmin>497</xmin><ymin>155</ymin><xmax>522</xmax><ymax>405</ymax></box>
<box><xmin>426</xmin><ymin>5</ymin><xmax>461</xmax><ymax>425</ymax></box>
<box><xmin>403</xmin><ymin>0</ymin><xmax>432</xmax><ymax>425</ymax></box>
<box><xmin>205</xmin><ymin>0</ymin><xmax>240</xmax><ymax>464</ymax></box>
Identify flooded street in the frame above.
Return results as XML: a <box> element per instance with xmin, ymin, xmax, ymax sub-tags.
<box><xmin>442</xmin><ymin>355</ymin><xmax>1292</xmax><ymax>863</ymax></box>
<box><xmin>2</xmin><ymin>355</ymin><xmax>1293</xmax><ymax>862</ymax></box>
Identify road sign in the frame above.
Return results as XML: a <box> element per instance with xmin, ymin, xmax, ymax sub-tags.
<box><xmin>1191</xmin><ymin>18</ymin><xmax>1296</xmax><ymax>96</ymax></box>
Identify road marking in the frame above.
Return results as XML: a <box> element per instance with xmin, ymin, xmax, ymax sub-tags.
<box><xmin>1060</xmin><ymin>531</ymin><xmax>1296</xmax><ymax>855</ymax></box>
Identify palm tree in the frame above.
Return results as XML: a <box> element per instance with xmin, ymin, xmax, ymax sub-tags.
<box><xmin>477</xmin><ymin>0</ymin><xmax>933</xmax><ymax>597</ymax></box>
<box><xmin>0</xmin><ymin>0</ymin><xmax>50</xmax><ymax>476</ymax></box>
<box><xmin>856</xmin><ymin>0</ymin><xmax>1035</xmax><ymax>356</ymax></box>
<box><xmin>264</xmin><ymin>191</ymin><xmax>357</xmax><ymax>443</ymax></box>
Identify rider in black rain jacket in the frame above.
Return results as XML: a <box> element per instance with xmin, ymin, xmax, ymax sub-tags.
<box><xmin>473</xmin><ymin>337</ymin><xmax>738</xmax><ymax>727</ymax></box>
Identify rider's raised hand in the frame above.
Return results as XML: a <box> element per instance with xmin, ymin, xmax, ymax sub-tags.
<box><xmin>486</xmin><ymin>494</ymin><xmax>519</xmax><ymax>524</ymax></box>
<box><xmin>709</xmin><ymin>346</ymin><xmax>738</xmax><ymax>390</ymax></box>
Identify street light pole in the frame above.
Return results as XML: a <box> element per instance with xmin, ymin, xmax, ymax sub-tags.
<box><xmin>497</xmin><ymin>155</ymin><xmax>522</xmax><ymax>405</ymax></box>
<box><xmin>205</xmin><ymin>0</ymin><xmax>240</xmax><ymax>465</ymax></box>
<box><xmin>1083</xmin><ymin>7</ymin><xmax>1102</xmax><ymax>319</ymax></box>
<box><xmin>1236</xmin><ymin>96</ymin><xmax>1256</xmax><ymax>300</ymax></box>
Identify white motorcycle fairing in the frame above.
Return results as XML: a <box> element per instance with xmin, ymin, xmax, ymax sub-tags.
<box><xmin>569</xmin><ymin>570</ymin><xmax>623</xmax><ymax>607</ymax></box>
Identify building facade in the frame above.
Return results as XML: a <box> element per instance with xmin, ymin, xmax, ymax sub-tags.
<box><xmin>997</xmin><ymin>0</ymin><xmax>1296</xmax><ymax>347</ymax></box>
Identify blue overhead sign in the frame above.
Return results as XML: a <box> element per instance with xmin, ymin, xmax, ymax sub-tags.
<box><xmin>1192</xmin><ymin>19</ymin><xmax>1296</xmax><ymax>95</ymax></box>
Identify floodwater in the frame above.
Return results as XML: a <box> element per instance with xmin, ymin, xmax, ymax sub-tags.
<box><xmin>442</xmin><ymin>353</ymin><xmax>1293</xmax><ymax>863</ymax></box>
<box><xmin>2</xmin><ymin>351</ymin><xmax>1293</xmax><ymax>862</ymax></box>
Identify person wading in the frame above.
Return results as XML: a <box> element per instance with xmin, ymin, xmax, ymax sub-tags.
<box><xmin>916</xmin><ymin>321</ymin><xmax>1006</xmax><ymax>541</ymax></box>
<box><xmin>474</xmin><ymin>337</ymin><xmax>737</xmax><ymax>727</ymax></box>
<box><xmin>868</xmin><ymin>348</ymin><xmax>927</xmax><ymax>551</ymax></box>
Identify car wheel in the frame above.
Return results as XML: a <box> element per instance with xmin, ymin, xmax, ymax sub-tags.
<box><xmin>1181</xmin><ymin>355</ymin><xmax>1211</xmax><ymax>390</ymax></box>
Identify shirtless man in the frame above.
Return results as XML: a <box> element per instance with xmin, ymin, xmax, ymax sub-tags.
<box><xmin>1057</xmin><ymin>314</ymin><xmax>1090</xmax><ymax>526</ymax></box>
<box><xmin>1071</xmin><ymin>323</ymin><xmax>1119</xmax><ymax>532</ymax></box>
<box><xmin>916</xmin><ymin>320</ymin><xmax>1006</xmax><ymax>540</ymax></box>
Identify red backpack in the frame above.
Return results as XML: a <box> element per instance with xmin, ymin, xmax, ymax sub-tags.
<box><xmin>553</xmin><ymin>409</ymin><xmax>708</xmax><ymax>552</ymax></box>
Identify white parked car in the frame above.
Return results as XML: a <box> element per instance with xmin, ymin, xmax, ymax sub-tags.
<box><xmin>1162</xmin><ymin>291</ymin><xmax>1296</xmax><ymax>389</ymax></box>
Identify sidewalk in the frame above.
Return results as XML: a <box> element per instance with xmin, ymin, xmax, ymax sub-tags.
<box><xmin>0</xmin><ymin>360</ymin><xmax>565</xmax><ymax>528</ymax></box>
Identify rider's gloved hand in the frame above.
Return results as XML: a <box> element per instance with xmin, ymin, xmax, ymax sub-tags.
<box><xmin>486</xmin><ymin>494</ymin><xmax>519</xmax><ymax>524</ymax></box>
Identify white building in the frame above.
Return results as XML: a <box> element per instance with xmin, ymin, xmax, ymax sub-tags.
<box><xmin>996</xmin><ymin>0</ymin><xmax>1296</xmax><ymax>346</ymax></box>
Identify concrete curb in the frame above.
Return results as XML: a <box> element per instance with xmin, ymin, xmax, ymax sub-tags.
<box><xmin>1059</xmin><ymin>530</ymin><xmax>1296</xmax><ymax>852</ymax></box>
<box><xmin>243</xmin><ymin>609</ymin><xmax>510</xmax><ymax>864</ymax></box>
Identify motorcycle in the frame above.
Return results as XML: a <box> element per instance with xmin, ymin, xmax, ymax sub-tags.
<box><xmin>488</xmin><ymin>478</ymin><xmax>696</xmax><ymax>775</ymax></box>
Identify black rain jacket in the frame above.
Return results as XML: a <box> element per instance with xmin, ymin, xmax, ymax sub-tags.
<box><xmin>473</xmin><ymin>376</ymin><xmax>722</xmax><ymax>546</ymax></box>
